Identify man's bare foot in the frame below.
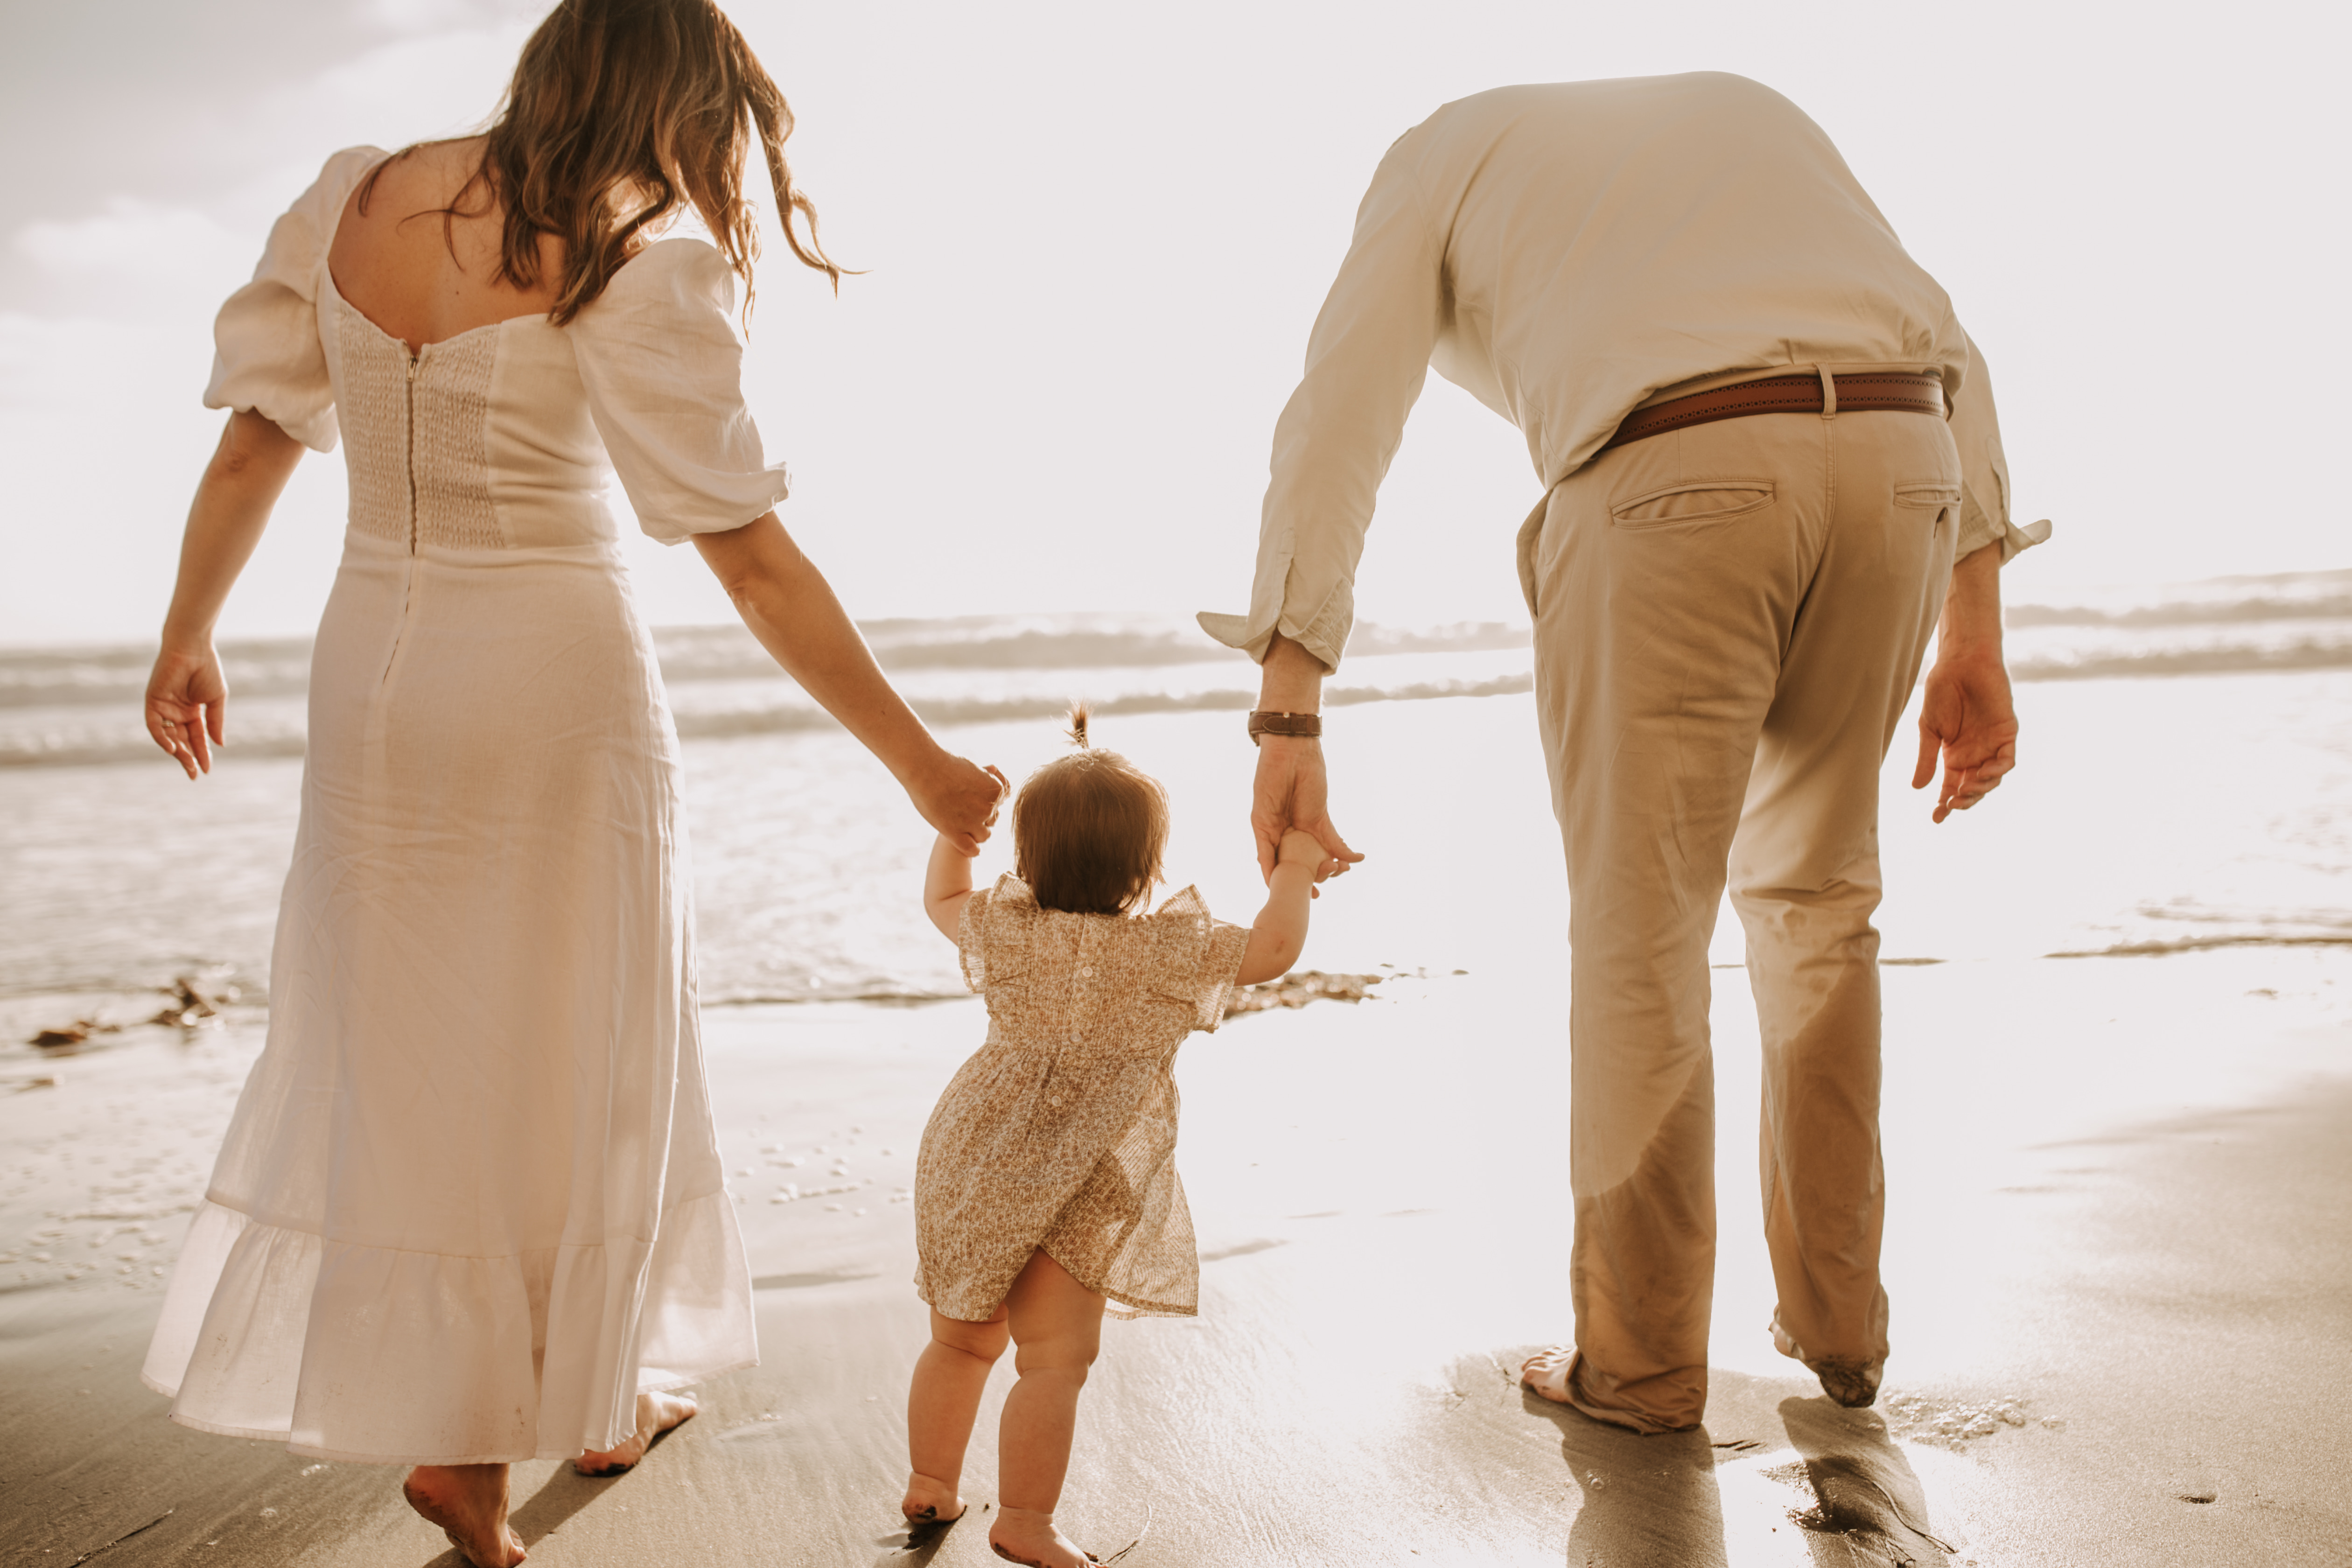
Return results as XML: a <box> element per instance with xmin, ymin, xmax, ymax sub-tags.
<box><xmin>901</xmin><ymin>1470</ymin><xmax>968</xmax><ymax>1526</ymax></box>
<box><xmin>1521</xmin><ymin>1344</ymin><xmax>1578</xmax><ymax>1405</ymax></box>
<box><xmin>404</xmin><ymin>1463</ymin><xmax>526</xmax><ymax>1567</ymax></box>
<box><xmin>989</xmin><ymin>1505</ymin><xmax>1100</xmax><ymax>1566</ymax></box>
<box><xmin>573</xmin><ymin>1390</ymin><xmax>697</xmax><ymax>1477</ymax></box>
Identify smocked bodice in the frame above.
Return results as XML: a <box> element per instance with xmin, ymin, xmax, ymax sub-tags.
<box><xmin>322</xmin><ymin>279</ymin><xmax>616</xmax><ymax>552</ymax></box>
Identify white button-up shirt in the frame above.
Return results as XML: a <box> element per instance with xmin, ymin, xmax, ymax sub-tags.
<box><xmin>1202</xmin><ymin>72</ymin><xmax>2049</xmax><ymax>671</ymax></box>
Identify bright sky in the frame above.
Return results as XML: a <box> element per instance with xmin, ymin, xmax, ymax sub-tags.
<box><xmin>1</xmin><ymin>0</ymin><xmax>2344</xmax><ymax>647</ymax></box>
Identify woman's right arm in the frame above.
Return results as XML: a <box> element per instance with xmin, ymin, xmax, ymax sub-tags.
<box><xmin>146</xmin><ymin>410</ymin><xmax>306</xmax><ymax>778</ymax></box>
<box><xmin>692</xmin><ymin>514</ymin><xmax>1006</xmax><ymax>851</ymax></box>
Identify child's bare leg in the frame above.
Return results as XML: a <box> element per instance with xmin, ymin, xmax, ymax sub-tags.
<box><xmin>904</xmin><ymin>1303</ymin><xmax>1010</xmax><ymax>1524</ymax></box>
<box><xmin>990</xmin><ymin>1250</ymin><xmax>1106</xmax><ymax>1568</ymax></box>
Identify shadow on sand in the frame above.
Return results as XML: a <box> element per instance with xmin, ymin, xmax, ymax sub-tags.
<box><xmin>419</xmin><ymin>1424</ymin><xmax>696</xmax><ymax>1567</ymax></box>
<box><xmin>871</xmin><ymin>1500</ymin><xmax>989</xmax><ymax>1564</ymax></box>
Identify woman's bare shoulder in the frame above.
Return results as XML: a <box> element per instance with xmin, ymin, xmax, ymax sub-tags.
<box><xmin>341</xmin><ymin>139</ymin><xmax>483</xmax><ymax>230</ymax></box>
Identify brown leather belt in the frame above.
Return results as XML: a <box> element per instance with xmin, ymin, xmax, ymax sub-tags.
<box><xmin>1599</xmin><ymin>371</ymin><xmax>1945</xmax><ymax>455</ymax></box>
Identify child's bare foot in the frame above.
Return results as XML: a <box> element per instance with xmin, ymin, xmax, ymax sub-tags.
<box><xmin>988</xmin><ymin>1505</ymin><xmax>1100</xmax><ymax>1566</ymax></box>
<box><xmin>901</xmin><ymin>1470</ymin><xmax>968</xmax><ymax>1526</ymax></box>
<box><xmin>573</xmin><ymin>1390</ymin><xmax>697</xmax><ymax>1477</ymax></box>
<box><xmin>404</xmin><ymin>1464</ymin><xmax>526</xmax><ymax>1567</ymax></box>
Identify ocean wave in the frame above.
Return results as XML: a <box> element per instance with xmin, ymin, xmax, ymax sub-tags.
<box><xmin>2006</xmin><ymin>568</ymin><xmax>2352</xmax><ymax>630</ymax></box>
<box><xmin>22</xmin><ymin>636</ymin><xmax>2352</xmax><ymax>770</ymax></box>
<box><xmin>0</xmin><ymin>673</ymin><xmax>1541</xmax><ymax>768</ymax></box>
<box><xmin>10</xmin><ymin>568</ymin><xmax>2348</xmax><ymax>711</ymax></box>
<box><xmin>2007</xmin><ymin>640</ymin><xmax>2352</xmax><ymax>682</ymax></box>
<box><xmin>703</xmin><ymin>985</ymin><xmax>968</xmax><ymax>1007</ymax></box>
<box><xmin>2044</xmin><ymin>933</ymin><xmax>2352</xmax><ymax>958</ymax></box>
<box><xmin>13</xmin><ymin>568</ymin><xmax>2352</xmax><ymax>767</ymax></box>
<box><xmin>0</xmin><ymin>617</ymin><xmax>1531</xmax><ymax>711</ymax></box>
<box><xmin>0</xmin><ymin>640</ymin><xmax>312</xmax><ymax>711</ymax></box>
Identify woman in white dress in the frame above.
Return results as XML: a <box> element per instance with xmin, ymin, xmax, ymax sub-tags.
<box><xmin>136</xmin><ymin>3</ymin><xmax>1003</xmax><ymax>1562</ymax></box>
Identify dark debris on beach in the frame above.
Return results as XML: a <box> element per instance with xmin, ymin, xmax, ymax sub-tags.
<box><xmin>149</xmin><ymin>972</ymin><xmax>239</xmax><ymax>1030</ymax></box>
<box><xmin>1224</xmin><ymin>970</ymin><xmax>1384</xmax><ymax>1018</ymax></box>
<box><xmin>24</xmin><ymin>971</ymin><xmax>241</xmax><ymax>1050</ymax></box>
<box><xmin>29</xmin><ymin>1019</ymin><xmax>115</xmax><ymax>1050</ymax></box>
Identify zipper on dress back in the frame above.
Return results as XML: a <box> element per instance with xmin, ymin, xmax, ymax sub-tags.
<box><xmin>403</xmin><ymin>350</ymin><xmax>420</xmax><ymax>554</ymax></box>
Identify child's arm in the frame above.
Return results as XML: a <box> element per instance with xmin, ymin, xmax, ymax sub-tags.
<box><xmin>1235</xmin><ymin>828</ymin><xmax>1323</xmax><ymax>985</ymax></box>
<box><xmin>924</xmin><ymin>833</ymin><xmax>979</xmax><ymax>940</ymax></box>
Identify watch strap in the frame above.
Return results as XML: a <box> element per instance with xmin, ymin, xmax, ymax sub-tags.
<box><xmin>1248</xmin><ymin>710</ymin><xmax>1323</xmax><ymax>744</ymax></box>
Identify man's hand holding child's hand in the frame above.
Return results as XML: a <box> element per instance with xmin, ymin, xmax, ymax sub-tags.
<box><xmin>1276</xmin><ymin>828</ymin><xmax>1327</xmax><ymax>894</ymax></box>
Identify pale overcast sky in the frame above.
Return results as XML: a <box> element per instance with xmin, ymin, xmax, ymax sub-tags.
<box><xmin>1</xmin><ymin>0</ymin><xmax>2344</xmax><ymax>646</ymax></box>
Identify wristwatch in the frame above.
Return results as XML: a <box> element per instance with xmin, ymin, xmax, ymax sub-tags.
<box><xmin>1248</xmin><ymin>711</ymin><xmax>1323</xmax><ymax>745</ymax></box>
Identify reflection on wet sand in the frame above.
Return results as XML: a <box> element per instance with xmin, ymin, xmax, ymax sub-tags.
<box><xmin>1508</xmin><ymin>1367</ymin><xmax>1957</xmax><ymax>1567</ymax></box>
<box><xmin>1538</xmin><ymin>1405</ymin><xmax>1729</xmax><ymax>1567</ymax></box>
<box><xmin>1773</xmin><ymin>1396</ymin><xmax>1952</xmax><ymax>1566</ymax></box>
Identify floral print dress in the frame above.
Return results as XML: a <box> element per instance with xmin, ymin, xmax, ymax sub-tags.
<box><xmin>914</xmin><ymin>875</ymin><xmax>1253</xmax><ymax>1320</ymax></box>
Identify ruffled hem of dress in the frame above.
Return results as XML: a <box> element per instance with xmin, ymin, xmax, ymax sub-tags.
<box><xmin>143</xmin><ymin>1187</ymin><xmax>757</xmax><ymax>1465</ymax></box>
<box><xmin>917</xmin><ymin>1247</ymin><xmax>1198</xmax><ymax>1324</ymax></box>
<box><xmin>143</xmin><ymin>1353</ymin><xmax>762</xmax><ymax>1467</ymax></box>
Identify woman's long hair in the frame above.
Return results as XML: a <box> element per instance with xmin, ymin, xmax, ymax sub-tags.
<box><xmin>362</xmin><ymin>0</ymin><xmax>841</xmax><ymax>325</ymax></box>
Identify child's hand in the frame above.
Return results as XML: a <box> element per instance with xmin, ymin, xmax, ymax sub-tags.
<box><xmin>1239</xmin><ymin>829</ymin><xmax>1324</xmax><ymax>981</ymax></box>
<box><xmin>1276</xmin><ymin>828</ymin><xmax>1324</xmax><ymax>870</ymax></box>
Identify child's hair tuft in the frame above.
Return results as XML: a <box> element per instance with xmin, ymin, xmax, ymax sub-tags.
<box><xmin>1013</xmin><ymin>712</ymin><xmax>1167</xmax><ymax>916</ymax></box>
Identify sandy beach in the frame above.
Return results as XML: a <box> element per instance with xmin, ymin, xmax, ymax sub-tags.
<box><xmin>5</xmin><ymin>940</ymin><xmax>2348</xmax><ymax>1567</ymax></box>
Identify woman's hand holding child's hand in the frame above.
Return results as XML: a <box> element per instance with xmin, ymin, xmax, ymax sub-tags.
<box><xmin>913</xmin><ymin>757</ymin><xmax>1009</xmax><ymax>855</ymax></box>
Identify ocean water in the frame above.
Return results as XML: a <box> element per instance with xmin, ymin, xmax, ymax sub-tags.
<box><xmin>2</xmin><ymin>569</ymin><xmax>2349</xmax><ymax>1009</ymax></box>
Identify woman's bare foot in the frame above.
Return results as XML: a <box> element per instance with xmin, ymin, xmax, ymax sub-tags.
<box><xmin>901</xmin><ymin>1470</ymin><xmax>968</xmax><ymax>1526</ymax></box>
<box><xmin>573</xmin><ymin>1390</ymin><xmax>697</xmax><ymax>1477</ymax></box>
<box><xmin>404</xmin><ymin>1464</ymin><xmax>526</xmax><ymax>1567</ymax></box>
<box><xmin>1520</xmin><ymin>1344</ymin><xmax>1578</xmax><ymax>1405</ymax></box>
<box><xmin>989</xmin><ymin>1505</ymin><xmax>1099</xmax><ymax>1566</ymax></box>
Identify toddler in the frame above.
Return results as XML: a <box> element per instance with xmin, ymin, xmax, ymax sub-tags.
<box><xmin>898</xmin><ymin>708</ymin><xmax>1325</xmax><ymax>1567</ymax></box>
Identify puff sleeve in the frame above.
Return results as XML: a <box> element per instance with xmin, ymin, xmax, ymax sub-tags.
<box><xmin>1141</xmin><ymin>887</ymin><xmax>1254</xmax><ymax>1034</ymax></box>
<box><xmin>569</xmin><ymin>238</ymin><xmax>792</xmax><ymax>544</ymax></box>
<box><xmin>203</xmin><ymin>145</ymin><xmax>384</xmax><ymax>453</ymax></box>
<box><xmin>955</xmin><ymin>884</ymin><xmax>999</xmax><ymax>994</ymax></box>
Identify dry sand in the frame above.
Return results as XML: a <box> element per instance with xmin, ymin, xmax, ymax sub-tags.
<box><xmin>3</xmin><ymin>949</ymin><xmax>2349</xmax><ymax>1566</ymax></box>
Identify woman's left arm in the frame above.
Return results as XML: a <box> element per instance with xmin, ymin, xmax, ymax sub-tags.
<box><xmin>693</xmin><ymin>514</ymin><xmax>1006</xmax><ymax>850</ymax></box>
<box><xmin>146</xmin><ymin>410</ymin><xmax>306</xmax><ymax>778</ymax></box>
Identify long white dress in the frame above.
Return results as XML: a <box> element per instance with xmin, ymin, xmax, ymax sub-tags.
<box><xmin>141</xmin><ymin>147</ymin><xmax>775</xmax><ymax>1465</ymax></box>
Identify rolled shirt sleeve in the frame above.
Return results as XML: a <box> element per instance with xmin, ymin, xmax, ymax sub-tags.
<box><xmin>1949</xmin><ymin>328</ymin><xmax>2051</xmax><ymax>564</ymax></box>
<box><xmin>569</xmin><ymin>238</ymin><xmax>791</xmax><ymax>545</ymax></box>
<box><xmin>1197</xmin><ymin>132</ymin><xmax>1448</xmax><ymax>672</ymax></box>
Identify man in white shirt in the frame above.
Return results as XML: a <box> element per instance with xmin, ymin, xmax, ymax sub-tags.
<box><xmin>1203</xmin><ymin>72</ymin><xmax>2046</xmax><ymax>1436</ymax></box>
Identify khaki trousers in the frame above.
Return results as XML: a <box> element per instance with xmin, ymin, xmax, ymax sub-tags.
<box><xmin>1525</xmin><ymin>399</ymin><xmax>1960</xmax><ymax>1433</ymax></box>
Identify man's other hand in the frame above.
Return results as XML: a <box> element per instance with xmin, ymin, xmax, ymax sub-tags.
<box><xmin>1911</xmin><ymin>650</ymin><xmax>2017</xmax><ymax>822</ymax></box>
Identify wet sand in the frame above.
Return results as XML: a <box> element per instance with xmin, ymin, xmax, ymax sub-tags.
<box><xmin>3</xmin><ymin>949</ymin><xmax>2349</xmax><ymax>1565</ymax></box>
